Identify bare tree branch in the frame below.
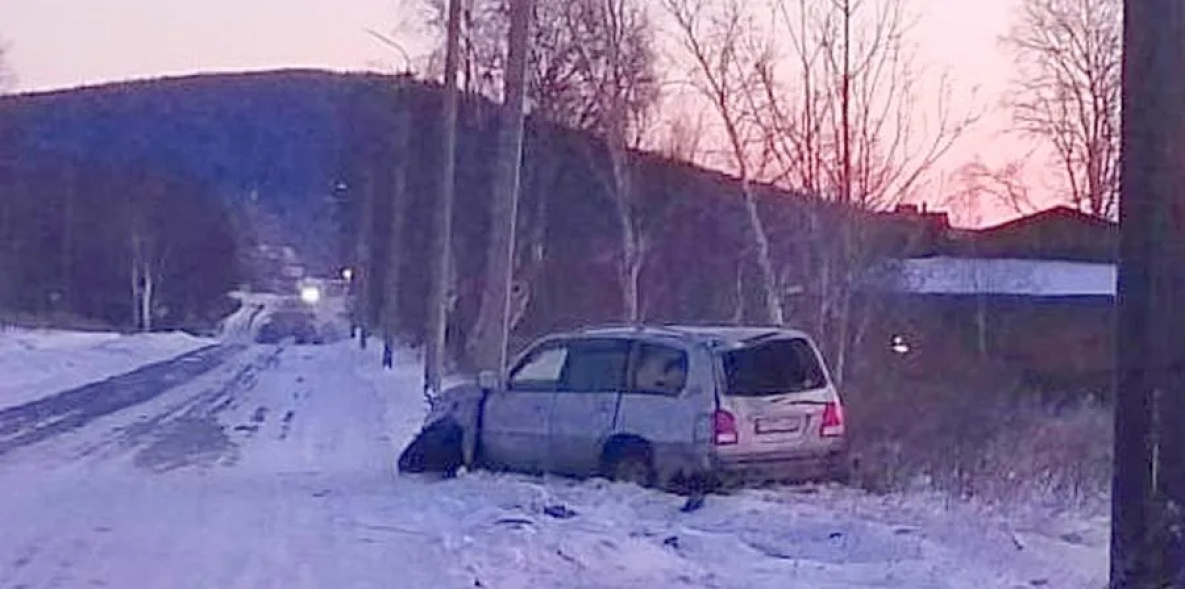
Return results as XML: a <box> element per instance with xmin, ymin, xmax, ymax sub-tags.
<box><xmin>947</xmin><ymin>157</ymin><xmax>1040</xmax><ymax>227</ymax></box>
<box><xmin>665</xmin><ymin>0</ymin><xmax>978</xmax><ymax>381</ymax></box>
<box><xmin>1003</xmin><ymin>0</ymin><xmax>1121</xmax><ymax>219</ymax></box>
<box><xmin>421</xmin><ymin>0</ymin><xmax>661</xmax><ymax>328</ymax></box>
<box><xmin>662</xmin><ymin>0</ymin><xmax>787</xmax><ymax>326</ymax></box>
<box><xmin>0</xmin><ymin>41</ymin><xmax>12</xmax><ymax>93</ymax></box>
<box><xmin>564</xmin><ymin>0</ymin><xmax>659</xmax><ymax>323</ymax></box>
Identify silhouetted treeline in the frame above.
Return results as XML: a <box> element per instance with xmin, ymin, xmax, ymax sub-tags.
<box><xmin>0</xmin><ymin>147</ymin><xmax>239</xmax><ymax>331</ymax></box>
<box><xmin>0</xmin><ymin>71</ymin><xmax>351</xmax><ymax>276</ymax></box>
<box><xmin>334</xmin><ymin>77</ymin><xmax>920</xmax><ymax>365</ymax></box>
<box><xmin>0</xmin><ymin>70</ymin><xmax>926</xmax><ymax>352</ymax></box>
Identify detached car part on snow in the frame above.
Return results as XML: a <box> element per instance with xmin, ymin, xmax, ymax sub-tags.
<box><xmin>397</xmin><ymin>325</ymin><xmax>852</xmax><ymax>492</ymax></box>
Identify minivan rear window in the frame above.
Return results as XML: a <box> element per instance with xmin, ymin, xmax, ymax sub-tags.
<box><xmin>720</xmin><ymin>338</ymin><xmax>827</xmax><ymax>396</ymax></box>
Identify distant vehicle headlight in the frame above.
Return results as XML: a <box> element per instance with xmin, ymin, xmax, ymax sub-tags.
<box><xmin>300</xmin><ymin>285</ymin><xmax>322</xmax><ymax>304</ymax></box>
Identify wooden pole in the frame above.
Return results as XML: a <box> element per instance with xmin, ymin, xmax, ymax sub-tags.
<box><xmin>1112</xmin><ymin>0</ymin><xmax>1185</xmax><ymax>585</ymax></box>
<box><xmin>424</xmin><ymin>0</ymin><xmax>463</xmax><ymax>398</ymax></box>
<box><xmin>469</xmin><ymin>0</ymin><xmax>533</xmax><ymax>376</ymax></box>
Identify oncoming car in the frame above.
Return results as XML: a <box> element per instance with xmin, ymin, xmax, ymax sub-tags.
<box><xmin>255</xmin><ymin>306</ymin><xmax>322</xmax><ymax>345</ymax></box>
<box><xmin>400</xmin><ymin>325</ymin><xmax>850</xmax><ymax>492</ymax></box>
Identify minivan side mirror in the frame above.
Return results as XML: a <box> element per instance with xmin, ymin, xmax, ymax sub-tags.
<box><xmin>477</xmin><ymin>370</ymin><xmax>500</xmax><ymax>391</ymax></box>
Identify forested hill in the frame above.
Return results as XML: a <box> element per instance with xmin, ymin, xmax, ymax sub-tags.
<box><xmin>0</xmin><ymin>69</ymin><xmax>925</xmax><ymax>351</ymax></box>
<box><xmin>0</xmin><ymin>70</ymin><xmax>358</xmax><ymax>274</ymax></box>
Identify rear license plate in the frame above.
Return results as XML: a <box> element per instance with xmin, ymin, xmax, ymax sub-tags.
<box><xmin>755</xmin><ymin>416</ymin><xmax>803</xmax><ymax>434</ymax></box>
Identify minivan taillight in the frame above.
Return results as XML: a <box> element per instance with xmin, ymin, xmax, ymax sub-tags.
<box><xmin>820</xmin><ymin>401</ymin><xmax>845</xmax><ymax>437</ymax></box>
<box><xmin>713</xmin><ymin>410</ymin><xmax>738</xmax><ymax>445</ymax></box>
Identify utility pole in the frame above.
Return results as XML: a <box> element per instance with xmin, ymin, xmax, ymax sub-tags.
<box><xmin>424</xmin><ymin>0</ymin><xmax>463</xmax><ymax>398</ymax></box>
<box><xmin>1111</xmin><ymin>0</ymin><xmax>1185</xmax><ymax>586</ymax></box>
<box><xmin>468</xmin><ymin>0</ymin><xmax>533</xmax><ymax>376</ymax></box>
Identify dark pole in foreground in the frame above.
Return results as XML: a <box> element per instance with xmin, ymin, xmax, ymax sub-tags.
<box><xmin>424</xmin><ymin>0</ymin><xmax>462</xmax><ymax>398</ymax></box>
<box><xmin>1112</xmin><ymin>0</ymin><xmax>1185</xmax><ymax>586</ymax></box>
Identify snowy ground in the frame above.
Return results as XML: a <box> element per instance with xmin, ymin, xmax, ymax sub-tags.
<box><xmin>0</xmin><ymin>327</ymin><xmax>214</xmax><ymax>411</ymax></box>
<box><xmin>0</xmin><ymin>338</ymin><xmax>1109</xmax><ymax>588</ymax></box>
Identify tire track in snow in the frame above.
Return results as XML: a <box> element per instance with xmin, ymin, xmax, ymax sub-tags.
<box><xmin>0</xmin><ymin>345</ymin><xmax>238</xmax><ymax>457</ymax></box>
<box><xmin>113</xmin><ymin>346</ymin><xmax>284</xmax><ymax>472</ymax></box>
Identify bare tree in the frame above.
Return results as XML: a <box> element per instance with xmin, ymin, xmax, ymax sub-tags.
<box><xmin>417</xmin><ymin>0</ymin><xmax>642</xmax><ymax>119</ymax></box>
<box><xmin>948</xmin><ymin>157</ymin><xmax>1038</xmax><ymax>227</ymax></box>
<box><xmin>568</xmin><ymin>0</ymin><xmax>660</xmax><ymax>324</ymax></box>
<box><xmin>662</xmin><ymin>0</ymin><xmax>787</xmax><ymax>326</ymax></box>
<box><xmin>943</xmin><ymin>157</ymin><xmax>1038</xmax><ymax>362</ymax></box>
<box><xmin>664</xmin><ymin>0</ymin><xmax>975</xmax><ymax>380</ymax></box>
<box><xmin>0</xmin><ymin>41</ymin><xmax>11</xmax><ymax>93</ymax></box>
<box><xmin>353</xmin><ymin>170</ymin><xmax>377</xmax><ymax>349</ymax></box>
<box><xmin>761</xmin><ymin>0</ymin><xmax>973</xmax><ymax>210</ymax></box>
<box><xmin>125</xmin><ymin>181</ymin><xmax>168</xmax><ymax>333</ymax></box>
<box><xmin>782</xmin><ymin>0</ymin><xmax>975</xmax><ymax>382</ymax></box>
<box><xmin>1003</xmin><ymin>0</ymin><xmax>1121</xmax><ymax>219</ymax></box>
<box><xmin>659</xmin><ymin>110</ymin><xmax>707</xmax><ymax>163</ymax></box>
<box><xmin>422</xmin><ymin>0</ymin><xmax>660</xmax><ymax>342</ymax></box>
<box><xmin>0</xmin><ymin>42</ymin><xmax>10</xmax><ymax>318</ymax></box>
<box><xmin>381</xmin><ymin>77</ymin><xmax>416</xmax><ymax>369</ymax></box>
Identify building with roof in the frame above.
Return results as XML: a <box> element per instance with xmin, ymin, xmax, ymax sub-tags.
<box><xmin>865</xmin><ymin>205</ymin><xmax>1117</xmax><ymax>396</ymax></box>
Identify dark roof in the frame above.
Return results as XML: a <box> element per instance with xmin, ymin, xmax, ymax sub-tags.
<box><xmin>980</xmin><ymin>206</ymin><xmax>1115</xmax><ymax>234</ymax></box>
<box><xmin>939</xmin><ymin>206</ymin><xmax>1118</xmax><ymax>263</ymax></box>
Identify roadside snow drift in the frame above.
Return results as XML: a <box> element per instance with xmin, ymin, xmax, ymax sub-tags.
<box><xmin>0</xmin><ymin>339</ymin><xmax>1108</xmax><ymax>588</ymax></box>
<box><xmin>0</xmin><ymin>327</ymin><xmax>213</xmax><ymax>411</ymax></box>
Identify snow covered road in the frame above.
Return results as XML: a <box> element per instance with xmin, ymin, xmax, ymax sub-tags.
<box><xmin>0</xmin><ymin>345</ymin><xmax>236</xmax><ymax>457</ymax></box>
<box><xmin>0</xmin><ymin>341</ymin><xmax>1108</xmax><ymax>589</ymax></box>
<box><xmin>0</xmin><ymin>329</ymin><xmax>216</xmax><ymax>412</ymax></box>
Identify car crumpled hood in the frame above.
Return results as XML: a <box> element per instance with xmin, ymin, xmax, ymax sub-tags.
<box><xmin>424</xmin><ymin>381</ymin><xmax>486</xmax><ymax>428</ymax></box>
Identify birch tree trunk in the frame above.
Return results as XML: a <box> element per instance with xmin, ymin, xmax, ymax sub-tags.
<box><xmin>141</xmin><ymin>260</ymin><xmax>154</xmax><ymax>332</ymax></box>
<box><xmin>740</xmin><ymin>180</ymin><xmax>784</xmax><ymax>326</ymax></box>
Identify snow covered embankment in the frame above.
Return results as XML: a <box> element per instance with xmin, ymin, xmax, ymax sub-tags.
<box><xmin>0</xmin><ymin>338</ymin><xmax>1109</xmax><ymax>589</ymax></box>
<box><xmin>368</xmin><ymin>346</ymin><xmax>1109</xmax><ymax>589</ymax></box>
<box><xmin>0</xmin><ymin>327</ymin><xmax>214</xmax><ymax>412</ymax></box>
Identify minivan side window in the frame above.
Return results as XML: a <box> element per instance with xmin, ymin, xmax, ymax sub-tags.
<box><xmin>721</xmin><ymin>338</ymin><xmax>827</xmax><ymax>396</ymax></box>
<box><xmin>507</xmin><ymin>344</ymin><xmax>568</xmax><ymax>391</ymax></box>
<box><xmin>559</xmin><ymin>338</ymin><xmax>630</xmax><ymax>392</ymax></box>
<box><xmin>631</xmin><ymin>343</ymin><xmax>688</xmax><ymax>395</ymax></box>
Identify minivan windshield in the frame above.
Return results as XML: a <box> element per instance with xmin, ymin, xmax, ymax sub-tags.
<box><xmin>720</xmin><ymin>338</ymin><xmax>827</xmax><ymax>396</ymax></box>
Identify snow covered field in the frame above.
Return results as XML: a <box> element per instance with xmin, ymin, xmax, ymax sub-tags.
<box><xmin>0</xmin><ymin>327</ymin><xmax>214</xmax><ymax>411</ymax></box>
<box><xmin>0</xmin><ymin>338</ymin><xmax>1109</xmax><ymax>588</ymax></box>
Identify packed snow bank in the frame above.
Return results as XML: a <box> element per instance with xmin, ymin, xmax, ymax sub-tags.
<box><xmin>0</xmin><ymin>328</ymin><xmax>214</xmax><ymax>411</ymax></box>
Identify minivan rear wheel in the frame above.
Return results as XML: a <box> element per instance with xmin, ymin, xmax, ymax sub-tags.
<box><xmin>608</xmin><ymin>450</ymin><xmax>655</xmax><ymax>488</ymax></box>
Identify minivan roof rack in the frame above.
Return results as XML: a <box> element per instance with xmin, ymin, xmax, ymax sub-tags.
<box><xmin>575</xmin><ymin>323</ymin><xmax>686</xmax><ymax>337</ymax></box>
<box><xmin>572</xmin><ymin>323</ymin><xmax>806</xmax><ymax>344</ymax></box>
<box><xmin>739</xmin><ymin>330</ymin><xmax>787</xmax><ymax>345</ymax></box>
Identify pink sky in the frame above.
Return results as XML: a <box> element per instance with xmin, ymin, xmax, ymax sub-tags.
<box><xmin>0</xmin><ymin>0</ymin><xmax>1046</xmax><ymax>224</ymax></box>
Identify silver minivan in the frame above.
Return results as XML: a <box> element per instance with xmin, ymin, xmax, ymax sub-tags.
<box><xmin>407</xmin><ymin>325</ymin><xmax>850</xmax><ymax>490</ymax></box>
